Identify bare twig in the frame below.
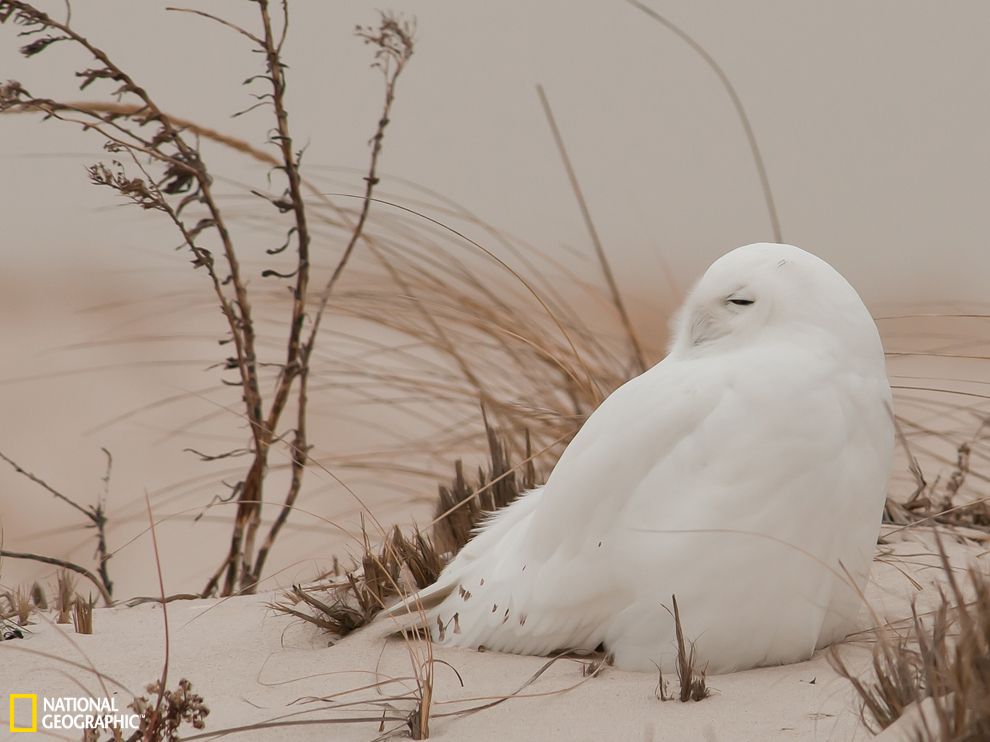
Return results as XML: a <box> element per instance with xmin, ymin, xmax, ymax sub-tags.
<box><xmin>0</xmin><ymin>549</ymin><xmax>112</xmax><ymax>605</ymax></box>
<box><xmin>0</xmin><ymin>449</ymin><xmax>90</xmax><ymax>519</ymax></box>
<box><xmin>0</xmin><ymin>448</ymin><xmax>114</xmax><ymax>598</ymax></box>
<box><xmin>246</xmin><ymin>12</ymin><xmax>415</xmax><ymax>588</ymax></box>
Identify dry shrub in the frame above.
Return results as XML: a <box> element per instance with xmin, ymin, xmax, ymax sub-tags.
<box><xmin>832</xmin><ymin>540</ymin><xmax>990</xmax><ymax>740</ymax></box>
<box><xmin>0</xmin><ymin>1</ymin><xmax>418</xmax><ymax>598</ymax></box>
<box><xmin>128</xmin><ymin>679</ymin><xmax>210</xmax><ymax>742</ymax></box>
<box><xmin>885</xmin><ymin>420</ymin><xmax>990</xmax><ymax>532</ymax></box>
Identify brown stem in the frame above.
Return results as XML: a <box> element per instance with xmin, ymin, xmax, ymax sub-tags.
<box><xmin>232</xmin><ymin>0</ymin><xmax>314</xmax><ymax>592</ymax></box>
<box><xmin>259</xmin><ymin>0</ymin><xmax>313</xmax><ymax>443</ymax></box>
<box><xmin>247</xmin><ymin>15</ymin><xmax>414</xmax><ymax>587</ymax></box>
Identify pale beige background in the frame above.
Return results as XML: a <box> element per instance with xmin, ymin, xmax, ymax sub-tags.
<box><xmin>1</xmin><ymin>1</ymin><xmax>988</xmax><ymax>596</ymax></box>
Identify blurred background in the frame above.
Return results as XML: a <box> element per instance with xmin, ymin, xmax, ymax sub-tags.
<box><xmin>1</xmin><ymin>1</ymin><xmax>988</xmax><ymax>597</ymax></box>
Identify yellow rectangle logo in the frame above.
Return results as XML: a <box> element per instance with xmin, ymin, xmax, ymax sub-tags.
<box><xmin>9</xmin><ymin>694</ymin><xmax>38</xmax><ymax>733</ymax></box>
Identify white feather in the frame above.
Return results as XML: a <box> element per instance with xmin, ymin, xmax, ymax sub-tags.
<box><xmin>385</xmin><ymin>243</ymin><xmax>894</xmax><ymax>673</ymax></box>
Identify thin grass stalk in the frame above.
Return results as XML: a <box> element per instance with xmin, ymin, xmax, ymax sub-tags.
<box><xmin>536</xmin><ymin>84</ymin><xmax>647</xmax><ymax>374</ymax></box>
<box><xmin>625</xmin><ymin>0</ymin><xmax>782</xmax><ymax>243</ymax></box>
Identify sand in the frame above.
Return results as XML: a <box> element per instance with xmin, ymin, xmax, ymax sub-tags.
<box><xmin>2</xmin><ymin>527</ymin><xmax>984</xmax><ymax>741</ymax></box>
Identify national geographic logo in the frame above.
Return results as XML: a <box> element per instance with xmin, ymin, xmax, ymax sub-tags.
<box><xmin>7</xmin><ymin>694</ymin><xmax>140</xmax><ymax>734</ymax></box>
<box><xmin>7</xmin><ymin>695</ymin><xmax>36</xmax><ymax>733</ymax></box>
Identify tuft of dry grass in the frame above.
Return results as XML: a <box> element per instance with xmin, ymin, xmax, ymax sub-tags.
<box><xmin>433</xmin><ymin>419</ymin><xmax>539</xmax><ymax>556</ymax></box>
<box><xmin>670</xmin><ymin>594</ymin><xmax>710</xmax><ymax>702</ymax></box>
<box><xmin>72</xmin><ymin>594</ymin><xmax>96</xmax><ymax>634</ymax></box>
<box><xmin>272</xmin><ymin>523</ymin><xmax>442</xmax><ymax>639</ymax></box>
<box><xmin>406</xmin><ymin>653</ymin><xmax>434</xmax><ymax>741</ymax></box>
<box><xmin>3</xmin><ymin>587</ymin><xmax>33</xmax><ymax>626</ymax></box>
<box><xmin>55</xmin><ymin>568</ymin><xmax>75</xmax><ymax>624</ymax></box>
<box><xmin>652</xmin><ymin>595</ymin><xmax>712</xmax><ymax>703</ymax></box>
<box><xmin>833</xmin><ymin>620</ymin><xmax>926</xmax><ymax>730</ymax></box>
<box><xmin>832</xmin><ymin>539</ymin><xmax>990</xmax><ymax>740</ymax></box>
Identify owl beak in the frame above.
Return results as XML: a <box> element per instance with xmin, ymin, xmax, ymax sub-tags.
<box><xmin>689</xmin><ymin>308</ymin><xmax>729</xmax><ymax>346</ymax></box>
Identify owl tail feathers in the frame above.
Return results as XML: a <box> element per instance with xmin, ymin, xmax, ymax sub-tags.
<box><xmin>377</xmin><ymin>487</ymin><xmax>546</xmax><ymax>626</ymax></box>
<box><xmin>379</xmin><ymin>572</ymin><xmax>458</xmax><ymax>622</ymax></box>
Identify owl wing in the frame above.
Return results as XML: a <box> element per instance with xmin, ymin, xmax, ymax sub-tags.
<box><xmin>382</xmin><ymin>355</ymin><xmax>730</xmax><ymax>653</ymax></box>
<box><xmin>387</xmin><ymin>342</ymin><xmax>890</xmax><ymax>668</ymax></box>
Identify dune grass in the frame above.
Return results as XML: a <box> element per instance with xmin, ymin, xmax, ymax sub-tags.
<box><xmin>271</xmin><ymin>421</ymin><xmax>536</xmax><ymax>638</ymax></box>
<box><xmin>831</xmin><ymin>537</ymin><xmax>990</xmax><ymax>740</ymax></box>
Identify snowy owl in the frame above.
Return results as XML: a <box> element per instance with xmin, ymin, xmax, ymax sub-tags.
<box><xmin>385</xmin><ymin>243</ymin><xmax>894</xmax><ymax>674</ymax></box>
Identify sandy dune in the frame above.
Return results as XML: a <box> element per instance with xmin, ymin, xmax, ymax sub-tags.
<box><xmin>2</xmin><ymin>527</ymin><xmax>983</xmax><ymax>741</ymax></box>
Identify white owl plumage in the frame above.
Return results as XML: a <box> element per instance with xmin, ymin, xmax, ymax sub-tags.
<box><xmin>385</xmin><ymin>243</ymin><xmax>894</xmax><ymax>674</ymax></box>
